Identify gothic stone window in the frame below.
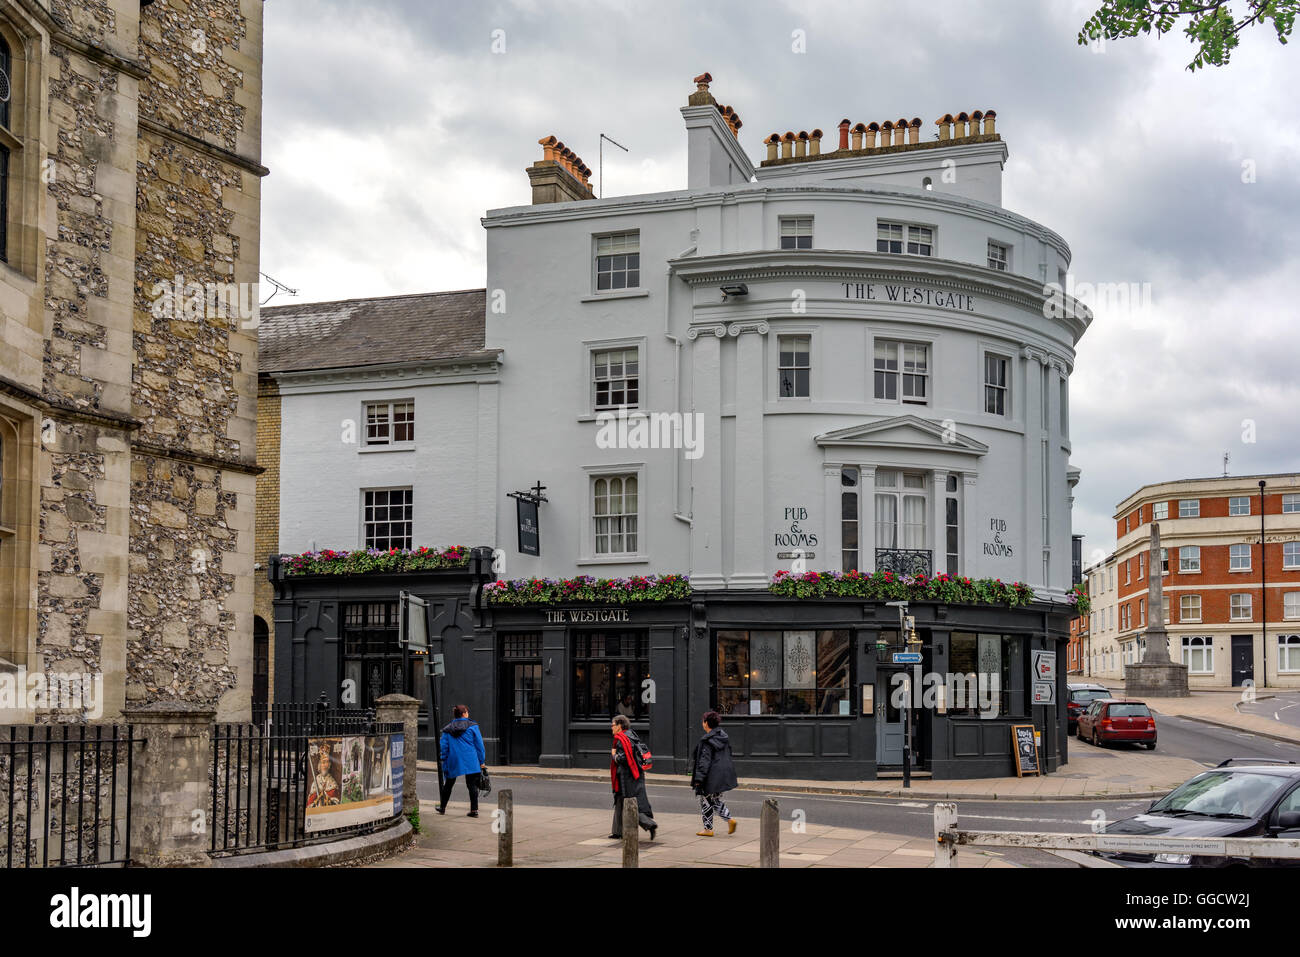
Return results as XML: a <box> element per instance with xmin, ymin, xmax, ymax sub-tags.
<box><xmin>715</xmin><ymin>630</ymin><xmax>850</xmax><ymax>716</ymax></box>
<box><xmin>0</xmin><ymin>33</ymin><xmax>10</xmax><ymax>262</ymax></box>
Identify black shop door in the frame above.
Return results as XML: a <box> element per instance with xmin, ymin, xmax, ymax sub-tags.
<box><xmin>503</xmin><ymin>662</ymin><xmax>542</xmax><ymax>765</ymax></box>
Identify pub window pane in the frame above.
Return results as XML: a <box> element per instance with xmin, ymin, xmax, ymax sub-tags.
<box><xmin>716</xmin><ymin>631</ymin><xmax>750</xmax><ymax>716</ymax></box>
<box><xmin>571</xmin><ymin>630</ymin><xmax>649</xmax><ymax>721</ymax></box>
<box><xmin>714</xmin><ymin>630</ymin><xmax>852</xmax><ymax>716</ymax></box>
<box><xmin>341</xmin><ymin>600</ymin><xmax>406</xmax><ymax>708</ymax></box>
<box><xmin>947</xmin><ymin>632</ymin><xmax>1022</xmax><ymax>718</ymax></box>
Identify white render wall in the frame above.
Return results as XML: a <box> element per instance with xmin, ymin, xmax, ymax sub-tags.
<box><xmin>276</xmin><ymin>368</ymin><xmax>498</xmax><ymax>554</ymax></box>
<box><xmin>483</xmin><ymin>167</ymin><xmax>1089</xmax><ymax>595</ymax></box>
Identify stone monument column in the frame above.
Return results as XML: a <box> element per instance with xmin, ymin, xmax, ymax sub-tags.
<box><xmin>1123</xmin><ymin>523</ymin><xmax>1189</xmax><ymax>697</ymax></box>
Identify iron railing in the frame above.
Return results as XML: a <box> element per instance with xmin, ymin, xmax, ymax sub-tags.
<box><xmin>1</xmin><ymin>724</ymin><xmax>137</xmax><ymax>868</ymax></box>
<box><xmin>210</xmin><ymin>705</ymin><xmax>403</xmax><ymax>857</ymax></box>
<box><xmin>875</xmin><ymin>547</ymin><xmax>933</xmax><ymax>577</ymax></box>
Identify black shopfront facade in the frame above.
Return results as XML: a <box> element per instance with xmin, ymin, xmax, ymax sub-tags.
<box><xmin>268</xmin><ymin>555</ymin><xmax>485</xmax><ymax>759</ymax></box>
<box><xmin>478</xmin><ymin>590</ymin><xmax>1073</xmax><ymax>780</ymax></box>
<box><xmin>271</xmin><ymin>553</ymin><xmax>1072</xmax><ymax>778</ymax></box>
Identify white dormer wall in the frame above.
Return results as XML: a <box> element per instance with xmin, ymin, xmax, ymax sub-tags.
<box><xmin>752</xmin><ymin>140</ymin><xmax>1008</xmax><ymax>207</ymax></box>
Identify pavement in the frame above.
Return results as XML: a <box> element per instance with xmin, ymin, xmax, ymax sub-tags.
<box><xmin>370</xmin><ymin>799</ymin><xmax>1017</xmax><ymax>869</ymax></box>
<box><xmin>416</xmin><ymin>750</ymin><xmax>1208</xmax><ymax>801</ymax></box>
<box><xmin>378</xmin><ymin>685</ymin><xmax>1297</xmax><ymax>868</ymax></box>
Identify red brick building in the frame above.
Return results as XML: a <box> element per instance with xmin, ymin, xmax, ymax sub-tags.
<box><xmin>1113</xmin><ymin>474</ymin><xmax>1300</xmax><ymax>688</ymax></box>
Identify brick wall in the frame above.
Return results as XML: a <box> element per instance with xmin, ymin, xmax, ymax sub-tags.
<box><xmin>254</xmin><ymin>373</ymin><xmax>279</xmax><ymax>698</ymax></box>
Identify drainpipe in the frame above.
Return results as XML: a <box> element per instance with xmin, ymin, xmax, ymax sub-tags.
<box><xmin>667</xmin><ymin>234</ymin><xmax>698</xmax><ymax>527</ymax></box>
<box><xmin>1260</xmin><ymin>479</ymin><xmax>1268</xmax><ymax>689</ymax></box>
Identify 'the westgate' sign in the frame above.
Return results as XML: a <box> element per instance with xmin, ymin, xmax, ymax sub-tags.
<box><xmin>544</xmin><ymin>608</ymin><xmax>632</xmax><ymax>623</ymax></box>
<box><xmin>841</xmin><ymin>282</ymin><xmax>976</xmax><ymax>312</ymax></box>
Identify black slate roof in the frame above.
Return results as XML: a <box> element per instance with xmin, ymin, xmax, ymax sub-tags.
<box><xmin>259</xmin><ymin>288</ymin><xmax>492</xmax><ymax>373</ymax></box>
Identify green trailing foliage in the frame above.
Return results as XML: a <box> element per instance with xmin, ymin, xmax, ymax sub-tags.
<box><xmin>769</xmin><ymin>569</ymin><xmax>1038</xmax><ymax>607</ymax></box>
<box><xmin>483</xmin><ymin>574</ymin><xmax>691</xmax><ymax>604</ymax></box>
<box><xmin>1079</xmin><ymin>0</ymin><xmax>1296</xmax><ymax>70</ymax></box>
<box><xmin>282</xmin><ymin>545</ymin><xmax>470</xmax><ymax>576</ymax></box>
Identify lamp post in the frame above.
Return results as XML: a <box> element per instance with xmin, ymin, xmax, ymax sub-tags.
<box><xmin>885</xmin><ymin>600</ymin><xmax>914</xmax><ymax>789</ymax></box>
<box><xmin>1260</xmin><ymin>480</ymin><xmax>1268</xmax><ymax>690</ymax></box>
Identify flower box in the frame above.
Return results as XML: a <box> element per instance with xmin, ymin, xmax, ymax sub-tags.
<box><xmin>482</xmin><ymin>574</ymin><xmax>691</xmax><ymax>605</ymax></box>
<box><xmin>281</xmin><ymin>546</ymin><xmax>471</xmax><ymax>576</ymax></box>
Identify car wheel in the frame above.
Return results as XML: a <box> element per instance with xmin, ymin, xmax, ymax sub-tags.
<box><xmin>1093</xmin><ymin>730</ymin><xmax>1102</xmax><ymax>747</ymax></box>
<box><xmin>1145</xmin><ymin>741</ymin><xmax>1156</xmax><ymax>750</ymax></box>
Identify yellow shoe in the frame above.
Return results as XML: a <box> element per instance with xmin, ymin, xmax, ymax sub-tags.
<box><xmin>696</xmin><ymin>829</ymin><xmax>714</xmax><ymax>837</ymax></box>
<box><xmin>728</xmin><ymin>819</ymin><xmax>737</xmax><ymax>835</ymax></box>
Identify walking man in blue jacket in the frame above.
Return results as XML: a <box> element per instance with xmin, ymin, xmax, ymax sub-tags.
<box><xmin>436</xmin><ymin>704</ymin><xmax>486</xmax><ymax>817</ymax></box>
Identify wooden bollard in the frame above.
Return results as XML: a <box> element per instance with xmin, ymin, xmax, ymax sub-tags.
<box><xmin>760</xmin><ymin>798</ymin><xmax>779</xmax><ymax>868</ymax></box>
<box><xmin>933</xmin><ymin>802</ymin><xmax>958</xmax><ymax>868</ymax></box>
<box><xmin>497</xmin><ymin>788</ymin><xmax>513</xmax><ymax>867</ymax></box>
<box><xmin>622</xmin><ymin>797</ymin><xmax>639</xmax><ymax>868</ymax></box>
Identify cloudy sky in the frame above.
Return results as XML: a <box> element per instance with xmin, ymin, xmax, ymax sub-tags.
<box><xmin>260</xmin><ymin>0</ymin><xmax>1299</xmax><ymax>563</ymax></box>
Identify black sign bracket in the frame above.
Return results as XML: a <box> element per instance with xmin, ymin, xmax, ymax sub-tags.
<box><xmin>507</xmin><ymin>481</ymin><xmax>547</xmax><ymax>557</ymax></box>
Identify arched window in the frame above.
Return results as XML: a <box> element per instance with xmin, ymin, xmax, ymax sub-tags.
<box><xmin>0</xmin><ymin>412</ymin><xmax>20</xmax><ymax>664</ymax></box>
<box><xmin>0</xmin><ymin>33</ymin><xmax>11</xmax><ymax>262</ymax></box>
<box><xmin>1279</xmin><ymin>634</ymin><xmax>1300</xmax><ymax>674</ymax></box>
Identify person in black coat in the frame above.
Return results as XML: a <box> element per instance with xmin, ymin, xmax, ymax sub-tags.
<box><xmin>609</xmin><ymin>714</ymin><xmax>657</xmax><ymax>841</ymax></box>
<box><xmin>691</xmin><ymin>711</ymin><xmax>739</xmax><ymax>836</ymax></box>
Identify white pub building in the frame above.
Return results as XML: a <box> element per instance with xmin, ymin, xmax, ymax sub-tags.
<box><xmin>264</xmin><ymin>74</ymin><xmax>1091</xmax><ymax>778</ymax></box>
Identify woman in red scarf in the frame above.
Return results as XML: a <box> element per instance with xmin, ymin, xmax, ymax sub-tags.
<box><xmin>609</xmin><ymin>714</ymin><xmax>657</xmax><ymax>840</ymax></box>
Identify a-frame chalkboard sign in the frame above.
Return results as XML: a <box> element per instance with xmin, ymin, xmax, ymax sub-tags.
<box><xmin>1011</xmin><ymin>724</ymin><xmax>1041</xmax><ymax>777</ymax></box>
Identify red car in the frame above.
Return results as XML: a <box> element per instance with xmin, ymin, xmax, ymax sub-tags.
<box><xmin>1076</xmin><ymin>698</ymin><xmax>1156</xmax><ymax>749</ymax></box>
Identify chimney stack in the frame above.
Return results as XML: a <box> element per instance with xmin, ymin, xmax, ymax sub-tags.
<box><xmin>683</xmin><ymin>71</ymin><xmax>753</xmax><ymax>188</ymax></box>
<box><xmin>527</xmin><ymin>135</ymin><xmax>596</xmax><ymax>204</ymax></box>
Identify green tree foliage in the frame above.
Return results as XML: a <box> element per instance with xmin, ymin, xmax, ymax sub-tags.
<box><xmin>1078</xmin><ymin>1</ymin><xmax>1296</xmax><ymax>70</ymax></box>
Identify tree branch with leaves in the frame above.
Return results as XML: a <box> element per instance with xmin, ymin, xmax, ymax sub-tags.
<box><xmin>1079</xmin><ymin>0</ymin><xmax>1296</xmax><ymax>70</ymax></box>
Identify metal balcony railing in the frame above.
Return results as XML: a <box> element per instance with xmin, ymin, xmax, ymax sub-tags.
<box><xmin>874</xmin><ymin>548</ymin><xmax>933</xmax><ymax>577</ymax></box>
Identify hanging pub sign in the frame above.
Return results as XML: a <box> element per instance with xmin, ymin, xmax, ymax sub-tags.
<box><xmin>516</xmin><ymin>497</ymin><xmax>540</xmax><ymax>556</ymax></box>
<box><xmin>508</xmin><ymin>481</ymin><xmax>547</xmax><ymax>557</ymax></box>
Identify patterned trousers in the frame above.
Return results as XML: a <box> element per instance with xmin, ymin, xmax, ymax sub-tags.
<box><xmin>699</xmin><ymin>793</ymin><xmax>733</xmax><ymax>830</ymax></box>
